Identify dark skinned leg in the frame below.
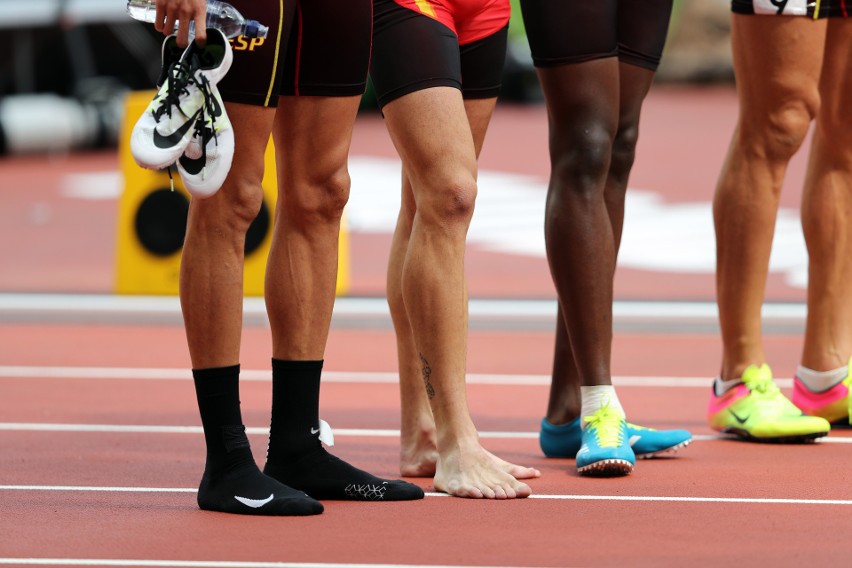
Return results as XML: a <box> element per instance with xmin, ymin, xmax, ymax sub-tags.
<box><xmin>546</xmin><ymin>62</ymin><xmax>657</xmax><ymax>425</ymax></box>
<box><xmin>537</xmin><ymin>57</ymin><xmax>620</xmax><ymax>412</ymax></box>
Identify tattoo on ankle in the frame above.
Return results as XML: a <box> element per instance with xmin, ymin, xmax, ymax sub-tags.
<box><xmin>419</xmin><ymin>353</ymin><xmax>435</xmax><ymax>399</ymax></box>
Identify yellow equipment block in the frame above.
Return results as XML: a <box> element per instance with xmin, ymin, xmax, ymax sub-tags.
<box><xmin>115</xmin><ymin>90</ymin><xmax>350</xmax><ymax>296</ymax></box>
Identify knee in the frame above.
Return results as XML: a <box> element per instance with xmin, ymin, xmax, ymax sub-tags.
<box><xmin>197</xmin><ymin>176</ymin><xmax>265</xmax><ymax>234</ymax></box>
<box><xmin>230</xmin><ymin>182</ymin><xmax>266</xmax><ymax>229</ymax></box>
<box><xmin>814</xmin><ymin>109</ymin><xmax>852</xmax><ymax>168</ymax></box>
<box><xmin>550</xmin><ymin>123</ymin><xmax>615</xmax><ymax>198</ymax></box>
<box><xmin>609</xmin><ymin>122</ymin><xmax>640</xmax><ymax>180</ymax></box>
<box><xmin>285</xmin><ymin>167</ymin><xmax>351</xmax><ymax>227</ymax></box>
<box><xmin>742</xmin><ymin>95</ymin><xmax>819</xmax><ymax>163</ymax></box>
<box><xmin>416</xmin><ymin>172</ymin><xmax>477</xmax><ymax>229</ymax></box>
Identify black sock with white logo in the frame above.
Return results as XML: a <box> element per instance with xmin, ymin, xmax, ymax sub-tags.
<box><xmin>266</xmin><ymin>359</ymin><xmax>324</xmax><ymax>460</ymax></box>
<box><xmin>263</xmin><ymin>359</ymin><xmax>424</xmax><ymax>501</ymax></box>
<box><xmin>193</xmin><ymin>365</ymin><xmax>323</xmax><ymax>516</ymax></box>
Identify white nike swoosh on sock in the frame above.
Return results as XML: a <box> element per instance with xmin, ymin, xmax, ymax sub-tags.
<box><xmin>234</xmin><ymin>493</ymin><xmax>274</xmax><ymax>508</ymax></box>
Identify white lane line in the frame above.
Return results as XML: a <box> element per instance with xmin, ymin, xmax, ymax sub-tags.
<box><xmin>0</xmin><ymin>293</ymin><xmax>808</xmax><ymax>332</ymax></box>
<box><xmin>0</xmin><ymin>560</ymin><xmax>538</xmax><ymax>568</ymax></box>
<box><xmin>2</xmin><ymin>486</ymin><xmax>851</xmax><ymax>506</ymax></box>
<box><xmin>430</xmin><ymin>493</ymin><xmax>852</xmax><ymax>505</ymax></box>
<box><xmin>525</xmin><ymin>495</ymin><xmax>852</xmax><ymax>505</ymax></box>
<box><xmin>1</xmin><ymin>424</ymin><xmax>848</xmax><ymax>445</ymax></box>
<box><xmin>0</xmin><ymin>423</ymin><xmax>660</xmax><ymax>439</ymax></box>
<box><xmin>0</xmin><ymin>365</ymin><xmax>788</xmax><ymax>388</ymax></box>
<box><xmin>0</xmin><ymin>423</ymin><xmax>394</xmax><ymax>436</ymax></box>
<box><xmin>0</xmin><ymin>293</ymin><xmax>805</xmax><ymax>322</ymax></box>
<box><xmin>0</xmin><ymin>486</ymin><xmax>196</xmax><ymax>493</ymax></box>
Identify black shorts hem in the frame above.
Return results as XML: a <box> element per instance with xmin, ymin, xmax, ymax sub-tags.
<box><xmin>618</xmin><ymin>44</ymin><xmax>663</xmax><ymax>71</ymax></box>
<box><xmin>462</xmin><ymin>85</ymin><xmax>502</xmax><ymax>100</ymax></box>
<box><xmin>377</xmin><ymin>78</ymin><xmax>462</xmax><ymax>108</ymax></box>
<box><xmin>220</xmin><ymin>90</ymin><xmax>273</xmax><ymax>107</ymax></box>
<box><xmin>531</xmin><ymin>50</ymin><xmax>618</xmax><ymax>69</ymax></box>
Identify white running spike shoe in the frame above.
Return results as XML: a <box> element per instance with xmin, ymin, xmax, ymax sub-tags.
<box><xmin>130</xmin><ymin>29</ymin><xmax>233</xmax><ymax>187</ymax></box>
<box><xmin>177</xmin><ymin>84</ymin><xmax>234</xmax><ymax>198</ymax></box>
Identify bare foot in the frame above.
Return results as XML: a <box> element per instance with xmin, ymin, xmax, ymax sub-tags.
<box><xmin>400</xmin><ymin>426</ymin><xmax>439</xmax><ymax>477</ymax></box>
<box><xmin>401</xmin><ymin>436</ymin><xmax>539</xmax><ymax>481</ymax></box>
<box><xmin>434</xmin><ymin>442</ymin><xmax>533</xmax><ymax>499</ymax></box>
<box><xmin>400</xmin><ymin>444</ymin><xmax>439</xmax><ymax>477</ymax></box>
<box><xmin>484</xmin><ymin>449</ymin><xmax>541</xmax><ymax>480</ymax></box>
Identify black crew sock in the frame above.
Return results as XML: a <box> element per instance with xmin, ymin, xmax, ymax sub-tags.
<box><xmin>263</xmin><ymin>359</ymin><xmax>424</xmax><ymax>502</ymax></box>
<box><xmin>266</xmin><ymin>359</ymin><xmax>325</xmax><ymax>461</ymax></box>
<box><xmin>192</xmin><ymin>365</ymin><xmax>323</xmax><ymax>516</ymax></box>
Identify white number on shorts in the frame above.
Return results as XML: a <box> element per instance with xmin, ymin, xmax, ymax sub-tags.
<box><xmin>752</xmin><ymin>0</ymin><xmax>809</xmax><ymax>15</ymax></box>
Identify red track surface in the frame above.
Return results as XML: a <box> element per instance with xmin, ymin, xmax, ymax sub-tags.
<box><xmin>0</xmin><ymin>85</ymin><xmax>812</xmax><ymax>301</ymax></box>
<box><xmin>2</xmin><ymin>88</ymin><xmax>851</xmax><ymax>567</ymax></box>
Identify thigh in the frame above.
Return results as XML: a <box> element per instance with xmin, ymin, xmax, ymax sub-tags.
<box><xmin>463</xmin><ymin>97</ymin><xmax>498</xmax><ymax>158</ymax></box>
<box><xmin>518</xmin><ymin>0</ymin><xmax>617</xmax><ymax>68</ymax></box>
<box><xmin>280</xmin><ymin>0</ymin><xmax>373</xmax><ymax>97</ymax></box>
<box><xmin>370</xmin><ymin>0</ymin><xmax>462</xmax><ymax>109</ymax></box>
<box><xmin>730</xmin><ymin>14</ymin><xmax>826</xmax><ymax>117</ymax></box>
<box><xmin>817</xmin><ymin>17</ymin><xmax>852</xmax><ymax>126</ymax></box>
<box><xmin>616</xmin><ymin>0</ymin><xmax>674</xmax><ymax>71</ymax></box>
<box><xmin>382</xmin><ymin>87</ymin><xmax>476</xmax><ymax>187</ymax></box>
<box><xmin>273</xmin><ymin>96</ymin><xmax>361</xmax><ymax>186</ymax></box>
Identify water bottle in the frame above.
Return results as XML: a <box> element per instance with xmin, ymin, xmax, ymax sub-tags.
<box><xmin>126</xmin><ymin>0</ymin><xmax>268</xmax><ymax>39</ymax></box>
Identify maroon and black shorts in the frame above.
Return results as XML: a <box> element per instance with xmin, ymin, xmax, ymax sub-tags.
<box><xmin>217</xmin><ymin>0</ymin><xmax>373</xmax><ymax>107</ymax></box>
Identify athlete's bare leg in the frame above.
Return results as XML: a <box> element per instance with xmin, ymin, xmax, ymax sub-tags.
<box><xmin>714</xmin><ymin>15</ymin><xmax>826</xmax><ymax>380</ymax></box>
<box><xmin>800</xmin><ymin>18</ymin><xmax>852</xmax><ymax>372</ymax></box>
<box><xmin>536</xmin><ymin>58</ymin><xmax>619</xmax><ymax>391</ymax></box>
<box><xmin>386</xmin><ymin>169</ymin><xmax>437</xmax><ymax>476</ymax></box>
<box><xmin>265</xmin><ymin>95</ymin><xmax>361</xmax><ymax>360</ymax></box>
<box><xmin>383</xmin><ymin>87</ymin><xmax>535</xmax><ymax>498</ymax></box>
<box><xmin>181</xmin><ymin>101</ymin><xmax>357</xmax><ymax>368</ymax></box>
<box><xmin>545</xmin><ymin>62</ymin><xmax>658</xmax><ymax>424</ymax></box>
<box><xmin>180</xmin><ymin>102</ymin><xmax>275</xmax><ymax>368</ymax></box>
<box><xmin>391</xmin><ymin>98</ymin><xmax>540</xmax><ymax>482</ymax></box>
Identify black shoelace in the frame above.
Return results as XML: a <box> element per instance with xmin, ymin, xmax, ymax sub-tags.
<box><xmin>191</xmin><ymin>74</ymin><xmax>221</xmax><ymax>155</ymax></box>
<box><xmin>152</xmin><ymin>60</ymin><xmax>197</xmax><ymax>121</ymax></box>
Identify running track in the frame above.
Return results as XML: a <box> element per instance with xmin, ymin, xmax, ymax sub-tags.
<box><xmin>2</xmin><ymin>86</ymin><xmax>851</xmax><ymax>567</ymax></box>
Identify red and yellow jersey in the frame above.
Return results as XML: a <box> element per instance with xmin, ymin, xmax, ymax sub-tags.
<box><xmin>393</xmin><ymin>0</ymin><xmax>511</xmax><ymax>45</ymax></box>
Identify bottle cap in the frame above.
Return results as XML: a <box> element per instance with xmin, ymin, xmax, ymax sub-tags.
<box><xmin>245</xmin><ymin>20</ymin><xmax>268</xmax><ymax>39</ymax></box>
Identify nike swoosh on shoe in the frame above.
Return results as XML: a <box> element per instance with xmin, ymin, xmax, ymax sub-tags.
<box><xmin>179</xmin><ymin>152</ymin><xmax>205</xmax><ymax>175</ymax></box>
<box><xmin>729</xmin><ymin>410</ymin><xmax>750</xmax><ymax>424</ymax></box>
<box><xmin>234</xmin><ymin>493</ymin><xmax>274</xmax><ymax>508</ymax></box>
<box><xmin>153</xmin><ymin>111</ymin><xmax>200</xmax><ymax>149</ymax></box>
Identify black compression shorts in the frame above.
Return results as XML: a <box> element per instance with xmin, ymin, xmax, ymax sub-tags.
<box><xmin>370</xmin><ymin>0</ymin><xmax>509</xmax><ymax>109</ymax></box>
<box><xmin>518</xmin><ymin>0</ymin><xmax>674</xmax><ymax>71</ymax></box>
<box><xmin>732</xmin><ymin>0</ymin><xmax>849</xmax><ymax>17</ymax></box>
<box><xmin>217</xmin><ymin>0</ymin><xmax>373</xmax><ymax>106</ymax></box>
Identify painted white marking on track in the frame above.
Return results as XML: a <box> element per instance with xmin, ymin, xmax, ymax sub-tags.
<box><xmin>0</xmin><ymin>559</ymin><xmax>539</xmax><ymax>568</ymax></box>
<box><xmin>2</xmin><ymin>486</ymin><xmax>852</xmax><ymax>506</ymax></box>
<box><xmin>0</xmin><ymin>424</ymin><xmax>849</xmax><ymax>445</ymax></box>
<box><xmin>61</xmin><ymin>158</ymin><xmax>810</xmax><ymax>288</ymax></box>
<box><xmin>0</xmin><ymin>365</ymin><xmax>795</xmax><ymax>388</ymax></box>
